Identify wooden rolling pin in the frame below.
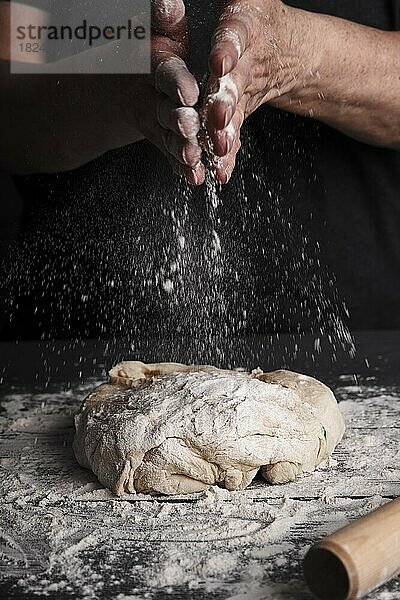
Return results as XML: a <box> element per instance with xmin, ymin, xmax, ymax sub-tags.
<box><xmin>303</xmin><ymin>498</ymin><xmax>400</xmax><ymax>599</ymax></box>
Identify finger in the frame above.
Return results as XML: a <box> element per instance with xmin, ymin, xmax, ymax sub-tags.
<box><xmin>154</xmin><ymin>54</ymin><xmax>199</xmax><ymax>106</ymax></box>
<box><xmin>168</xmin><ymin>158</ymin><xmax>206</xmax><ymax>186</ymax></box>
<box><xmin>147</xmin><ymin>123</ymin><xmax>205</xmax><ymax>183</ymax></box>
<box><xmin>211</xmin><ymin>107</ymin><xmax>244</xmax><ymax>157</ymax></box>
<box><xmin>147</xmin><ymin>122</ymin><xmax>205</xmax><ymax>184</ymax></box>
<box><xmin>212</xmin><ymin>135</ymin><xmax>242</xmax><ymax>184</ymax></box>
<box><xmin>209</xmin><ymin>6</ymin><xmax>252</xmax><ymax>77</ymax></box>
<box><xmin>151</xmin><ymin>0</ymin><xmax>185</xmax><ymax>30</ymax></box>
<box><xmin>191</xmin><ymin>161</ymin><xmax>206</xmax><ymax>185</ymax></box>
<box><xmin>204</xmin><ymin>73</ymin><xmax>240</xmax><ymax>132</ymax></box>
<box><xmin>125</xmin><ymin>83</ymin><xmax>204</xmax><ymax>182</ymax></box>
<box><xmin>157</xmin><ymin>97</ymin><xmax>200</xmax><ymax>139</ymax></box>
<box><xmin>162</xmin><ymin>129</ymin><xmax>202</xmax><ymax>167</ymax></box>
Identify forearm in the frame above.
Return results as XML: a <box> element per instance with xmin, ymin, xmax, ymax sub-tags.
<box><xmin>0</xmin><ymin>1</ymin><xmax>146</xmax><ymax>174</ymax></box>
<box><xmin>0</xmin><ymin>66</ymin><xmax>144</xmax><ymax>174</ymax></box>
<box><xmin>0</xmin><ymin>0</ymin><xmax>204</xmax><ymax>182</ymax></box>
<box><xmin>273</xmin><ymin>6</ymin><xmax>400</xmax><ymax>149</ymax></box>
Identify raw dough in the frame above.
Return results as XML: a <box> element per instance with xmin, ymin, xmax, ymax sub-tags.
<box><xmin>73</xmin><ymin>362</ymin><xmax>345</xmax><ymax>496</ymax></box>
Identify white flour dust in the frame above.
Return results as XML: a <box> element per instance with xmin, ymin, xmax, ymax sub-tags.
<box><xmin>0</xmin><ymin>0</ymin><xmax>356</xmax><ymax>371</ymax></box>
<box><xmin>1</xmin><ymin>124</ymin><xmax>355</xmax><ymax>369</ymax></box>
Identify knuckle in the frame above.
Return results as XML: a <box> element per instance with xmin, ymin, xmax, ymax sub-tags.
<box><xmin>183</xmin><ymin>141</ymin><xmax>201</xmax><ymax>165</ymax></box>
<box><xmin>175</xmin><ymin>107</ymin><xmax>200</xmax><ymax>137</ymax></box>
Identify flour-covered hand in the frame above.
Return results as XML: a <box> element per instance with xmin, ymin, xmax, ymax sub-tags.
<box><xmin>0</xmin><ymin>0</ymin><xmax>206</xmax><ymax>183</ymax></box>
<box><xmin>137</xmin><ymin>0</ymin><xmax>205</xmax><ymax>184</ymax></box>
<box><xmin>202</xmin><ymin>0</ymin><xmax>301</xmax><ymax>183</ymax></box>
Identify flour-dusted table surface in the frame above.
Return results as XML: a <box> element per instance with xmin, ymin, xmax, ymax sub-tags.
<box><xmin>0</xmin><ymin>331</ymin><xmax>400</xmax><ymax>599</ymax></box>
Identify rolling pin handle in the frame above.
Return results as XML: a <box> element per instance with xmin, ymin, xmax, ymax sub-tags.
<box><xmin>304</xmin><ymin>544</ymin><xmax>351</xmax><ymax>600</ymax></box>
<box><xmin>303</xmin><ymin>498</ymin><xmax>400</xmax><ymax>600</ymax></box>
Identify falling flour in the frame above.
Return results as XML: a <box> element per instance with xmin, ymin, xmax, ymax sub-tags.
<box><xmin>1</xmin><ymin>115</ymin><xmax>355</xmax><ymax>370</ymax></box>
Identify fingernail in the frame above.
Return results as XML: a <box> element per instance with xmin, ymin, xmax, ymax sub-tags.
<box><xmin>193</xmin><ymin>166</ymin><xmax>201</xmax><ymax>185</ymax></box>
<box><xmin>177</xmin><ymin>88</ymin><xmax>185</xmax><ymax>105</ymax></box>
<box><xmin>214</xmin><ymin>128</ymin><xmax>233</xmax><ymax>155</ymax></box>
<box><xmin>192</xmin><ymin>162</ymin><xmax>204</xmax><ymax>185</ymax></box>
<box><xmin>223</xmin><ymin>105</ymin><xmax>233</xmax><ymax>128</ymax></box>
<box><xmin>219</xmin><ymin>132</ymin><xmax>231</xmax><ymax>155</ymax></box>
<box><xmin>221</xmin><ymin>55</ymin><xmax>234</xmax><ymax>76</ymax></box>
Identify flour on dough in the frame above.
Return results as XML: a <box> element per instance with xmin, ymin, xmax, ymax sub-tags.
<box><xmin>73</xmin><ymin>362</ymin><xmax>345</xmax><ymax>496</ymax></box>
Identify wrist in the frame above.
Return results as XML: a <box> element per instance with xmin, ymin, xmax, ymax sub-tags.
<box><xmin>266</xmin><ymin>4</ymin><xmax>323</xmax><ymax>114</ymax></box>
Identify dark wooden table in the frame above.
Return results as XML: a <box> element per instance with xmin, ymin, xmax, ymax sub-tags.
<box><xmin>1</xmin><ymin>331</ymin><xmax>400</xmax><ymax>599</ymax></box>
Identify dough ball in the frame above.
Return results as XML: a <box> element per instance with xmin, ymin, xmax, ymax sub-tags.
<box><xmin>73</xmin><ymin>362</ymin><xmax>345</xmax><ymax>496</ymax></box>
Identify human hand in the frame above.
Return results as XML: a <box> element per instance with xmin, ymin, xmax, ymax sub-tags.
<box><xmin>131</xmin><ymin>0</ymin><xmax>205</xmax><ymax>184</ymax></box>
<box><xmin>202</xmin><ymin>0</ymin><xmax>301</xmax><ymax>183</ymax></box>
<box><xmin>1</xmin><ymin>0</ymin><xmax>206</xmax><ymax>183</ymax></box>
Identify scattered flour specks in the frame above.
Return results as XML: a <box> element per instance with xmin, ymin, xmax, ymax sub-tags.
<box><xmin>1</xmin><ymin>379</ymin><xmax>400</xmax><ymax>598</ymax></box>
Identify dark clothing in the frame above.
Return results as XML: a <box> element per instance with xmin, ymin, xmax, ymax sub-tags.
<box><xmin>282</xmin><ymin>0</ymin><xmax>400</xmax><ymax>329</ymax></box>
<box><xmin>288</xmin><ymin>0</ymin><xmax>400</xmax><ymax>29</ymax></box>
<box><xmin>1</xmin><ymin>1</ymin><xmax>400</xmax><ymax>341</ymax></box>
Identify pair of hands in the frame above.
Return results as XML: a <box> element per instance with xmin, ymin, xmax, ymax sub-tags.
<box><xmin>1</xmin><ymin>0</ymin><xmax>298</xmax><ymax>178</ymax></box>
<box><xmin>143</xmin><ymin>0</ymin><xmax>296</xmax><ymax>185</ymax></box>
<box><xmin>5</xmin><ymin>0</ymin><xmax>397</xmax><ymax>176</ymax></box>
